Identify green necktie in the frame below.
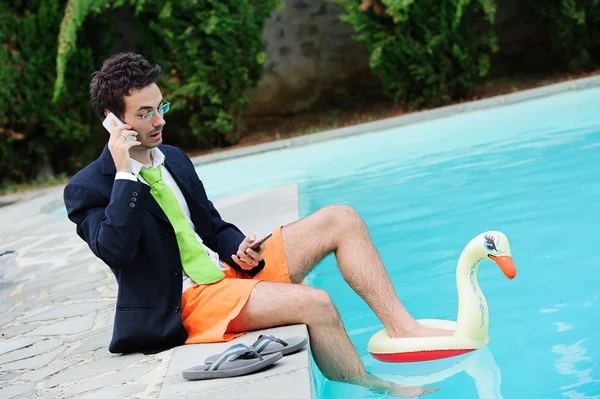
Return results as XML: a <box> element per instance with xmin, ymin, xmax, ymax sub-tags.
<box><xmin>139</xmin><ymin>166</ymin><xmax>225</xmax><ymax>285</ymax></box>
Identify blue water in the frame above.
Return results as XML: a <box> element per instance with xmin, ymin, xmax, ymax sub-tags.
<box><xmin>195</xmin><ymin>88</ymin><xmax>600</xmax><ymax>398</ymax></box>
<box><xmin>49</xmin><ymin>87</ymin><xmax>600</xmax><ymax>397</ymax></box>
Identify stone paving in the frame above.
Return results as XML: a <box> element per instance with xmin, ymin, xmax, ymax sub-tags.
<box><xmin>0</xmin><ymin>184</ymin><xmax>310</xmax><ymax>399</ymax></box>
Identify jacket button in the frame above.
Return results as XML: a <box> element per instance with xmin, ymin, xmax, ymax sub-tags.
<box><xmin>175</xmin><ymin>306</ymin><xmax>180</xmax><ymax>313</ymax></box>
<box><xmin>132</xmin><ymin>192</ymin><xmax>138</xmax><ymax>196</ymax></box>
<box><xmin>174</xmin><ymin>270</ymin><xmax>180</xmax><ymax>276</ymax></box>
<box><xmin>131</xmin><ymin>197</ymin><xmax>137</xmax><ymax>202</ymax></box>
<box><xmin>129</xmin><ymin>203</ymin><xmax>136</xmax><ymax>208</ymax></box>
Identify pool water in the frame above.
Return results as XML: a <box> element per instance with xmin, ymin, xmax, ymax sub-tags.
<box><xmin>196</xmin><ymin>88</ymin><xmax>600</xmax><ymax>398</ymax></box>
<box><xmin>49</xmin><ymin>86</ymin><xmax>600</xmax><ymax>397</ymax></box>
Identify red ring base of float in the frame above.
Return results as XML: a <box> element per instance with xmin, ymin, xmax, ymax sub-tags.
<box><xmin>370</xmin><ymin>348</ymin><xmax>476</xmax><ymax>363</ymax></box>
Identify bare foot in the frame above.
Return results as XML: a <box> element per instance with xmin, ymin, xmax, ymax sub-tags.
<box><xmin>384</xmin><ymin>385</ymin><xmax>439</xmax><ymax>398</ymax></box>
<box><xmin>345</xmin><ymin>373</ymin><xmax>439</xmax><ymax>398</ymax></box>
<box><xmin>390</xmin><ymin>323</ymin><xmax>453</xmax><ymax>339</ymax></box>
<box><xmin>411</xmin><ymin>325</ymin><xmax>454</xmax><ymax>338</ymax></box>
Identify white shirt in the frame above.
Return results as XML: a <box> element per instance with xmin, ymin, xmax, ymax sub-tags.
<box><xmin>115</xmin><ymin>148</ymin><xmax>226</xmax><ymax>292</ymax></box>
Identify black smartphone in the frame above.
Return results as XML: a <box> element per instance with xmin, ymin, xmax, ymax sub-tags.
<box><xmin>247</xmin><ymin>233</ymin><xmax>273</xmax><ymax>253</ymax></box>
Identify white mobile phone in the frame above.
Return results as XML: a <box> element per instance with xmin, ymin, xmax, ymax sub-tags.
<box><xmin>102</xmin><ymin>112</ymin><xmax>136</xmax><ymax>142</ymax></box>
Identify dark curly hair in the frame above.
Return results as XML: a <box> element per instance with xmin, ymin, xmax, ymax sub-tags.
<box><xmin>90</xmin><ymin>52</ymin><xmax>161</xmax><ymax>121</ymax></box>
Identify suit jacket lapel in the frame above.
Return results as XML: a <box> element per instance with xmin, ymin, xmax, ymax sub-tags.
<box><xmin>164</xmin><ymin>160</ymin><xmax>208</xmax><ymax>217</ymax></box>
<box><xmin>163</xmin><ymin>155</ymin><xmax>213</xmax><ymax>239</ymax></box>
<box><xmin>163</xmin><ymin>157</ymin><xmax>189</xmax><ymax>190</ymax></box>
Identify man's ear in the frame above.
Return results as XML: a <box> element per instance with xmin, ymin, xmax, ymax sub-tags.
<box><xmin>104</xmin><ymin>109</ymin><xmax>110</xmax><ymax>118</ymax></box>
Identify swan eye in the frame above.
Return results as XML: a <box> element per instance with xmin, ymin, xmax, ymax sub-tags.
<box><xmin>484</xmin><ymin>235</ymin><xmax>497</xmax><ymax>251</ymax></box>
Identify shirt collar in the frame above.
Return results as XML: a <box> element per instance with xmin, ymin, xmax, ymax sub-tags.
<box><xmin>131</xmin><ymin>147</ymin><xmax>165</xmax><ymax>178</ymax></box>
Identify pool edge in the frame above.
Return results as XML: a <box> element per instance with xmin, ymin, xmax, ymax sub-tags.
<box><xmin>191</xmin><ymin>75</ymin><xmax>600</xmax><ymax>167</ymax></box>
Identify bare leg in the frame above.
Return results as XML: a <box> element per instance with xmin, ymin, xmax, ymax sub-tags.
<box><xmin>228</xmin><ymin>282</ymin><xmax>364</xmax><ymax>380</ymax></box>
<box><xmin>282</xmin><ymin>205</ymin><xmax>451</xmax><ymax>338</ymax></box>
<box><xmin>227</xmin><ymin>282</ymin><xmax>436</xmax><ymax>397</ymax></box>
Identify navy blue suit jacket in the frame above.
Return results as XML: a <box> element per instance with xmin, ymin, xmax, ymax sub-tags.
<box><xmin>63</xmin><ymin>144</ymin><xmax>264</xmax><ymax>354</ymax></box>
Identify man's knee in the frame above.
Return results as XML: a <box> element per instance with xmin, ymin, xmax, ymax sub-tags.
<box><xmin>302</xmin><ymin>287</ymin><xmax>340</xmax><ymax>325</ymax></box>
<box><xmin>307</xmin><ymin>287</ymin><xmax>334</xmax><ymax>308</ymax></box>
<box><xmin>320</xmin><ymin>204</ymin><xmax>364</xmax><ymax>232</ymax></box>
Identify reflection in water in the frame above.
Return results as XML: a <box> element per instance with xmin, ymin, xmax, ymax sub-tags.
<box><xmin>373</xmin><ymin>347</ymin><xmax>503</xmax><ymax>399</ymax></box>
<box><xmin>553</xmin><ymin>339</ymin><xmax>600</xmax><ymax>398</ymax></box>
<box><xmin>317</xmin><ymin>347</ymin><xmax>503</xmax><ymax>398</ymax></box>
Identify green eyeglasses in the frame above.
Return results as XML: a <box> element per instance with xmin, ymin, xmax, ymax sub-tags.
<box><xmin>124</xmin><ymin>101</ymin><xmax>170</xmax><ymax>123</ymax></box>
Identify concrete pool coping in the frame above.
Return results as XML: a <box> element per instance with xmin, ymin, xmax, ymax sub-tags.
<box><xmin>0</xmin><ymin>183</ymin><xmax>313</xmax><ymax>399</ymax></box>
<box><xmin>190</xmin><ymin>74</ymin><xmax>600</xmax><ymax>167</ymax></box>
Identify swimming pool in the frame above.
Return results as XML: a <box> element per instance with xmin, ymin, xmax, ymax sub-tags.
<box><xmin>196</xmin><ymin>87</ymin><xmax>600</xmax><ymax>398</ymax></box>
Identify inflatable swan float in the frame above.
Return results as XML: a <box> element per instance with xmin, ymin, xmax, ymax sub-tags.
<box><xmin>368</xmin><ymin>231</ymin><xmax>516</xmax><ymax>362</ymax></box>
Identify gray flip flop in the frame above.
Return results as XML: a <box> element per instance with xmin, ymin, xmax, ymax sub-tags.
<box><xmin>183</xmin><ymin>343</ymin><xmax>282</xmax><ymax>381</ymax></box>
<box><xmin>204</xmin><ymin>334</ymin><xmax>308</xmax><ymax>365</ymax></box>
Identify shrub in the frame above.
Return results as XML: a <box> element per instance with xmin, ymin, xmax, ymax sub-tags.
<box><xmin>56</xmin><ymin>0</ymin><xmax>279</xmax><ymax>148</ymax></box>
<box><xmin>1</xmin><ymin>0</ymin><xmax>276</xmax><ymax>188</ymax></box>
<box><xmin>531</xmin><ymin>0</ymin><xmax>600</xmax><ymax>71</ymax></box>
<box><xmin>0</xmin><ymin>0</ymin><xmax>111</xmax><ymax>186</ymax></box>
<box><xmin>332</xmin><ymin>0</ymin><xmax>498</xmax><ymax>107</ymax></box>
<box><xmin>131</xmin><ymin>0</ymin><xmax>278</xmax><ymax>147</ymax></box>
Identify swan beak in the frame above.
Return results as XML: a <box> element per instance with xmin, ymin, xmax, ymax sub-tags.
<box><xmin>488</xmin><ymin>254</ymin><xmax>516</xmax><ymax>280</ymax></box>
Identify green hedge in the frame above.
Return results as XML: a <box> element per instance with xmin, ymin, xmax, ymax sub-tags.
<box><xmin>532</xmin><ymin>0</ymin><xmax>600</xmax><ymax>71</ymax></box>
<box><xmin>1</xmin><ymin>0</ymin><xmax>276</xmax><ymax>188</ymax></box>
<box><xmin>333</xmin><ymin>0</ymin><xmax>498</xmax><ymax>107</ymax></box>
<box><xmin>2</xmin><ymin>0</ymin><xmax>599</xmax><ymax>190</ymax></box>
<box><xmin>128</xmin><ymin>0</ymin><xmax>279</xmax><ymax>147</ymax></box>
<box><xmin>0</xmin><ymin>0</ymin><xmax>111</xmax><ymax>186</ymax></box>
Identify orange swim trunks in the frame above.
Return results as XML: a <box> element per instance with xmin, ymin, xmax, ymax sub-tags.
<box><xmin>181</xmin><ymin>226</ymin><xmax>292</xmax><ymax>344</ymax></box>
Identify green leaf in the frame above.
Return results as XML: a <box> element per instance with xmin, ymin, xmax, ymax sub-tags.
<box><xmin>52</xmin><ymin>0</ymin><xmax>110</xmax><ymax>102</ymax></box>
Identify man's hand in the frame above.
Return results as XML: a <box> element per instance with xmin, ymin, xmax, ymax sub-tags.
<box><xmin>107</xmin><ymin>118</ymin><xmax>141</xmax><ymax>173</ymax></box>
<box><xmin>231</xmin><ymin>234</ymin><xmax>266</xmax><ymax>270</ymax></box>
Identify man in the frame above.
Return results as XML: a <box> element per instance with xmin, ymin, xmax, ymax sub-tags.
<box><xmin>64</xmin><ymin>52</ymin><xmax>448</xmax><ymax>396</ymax></box>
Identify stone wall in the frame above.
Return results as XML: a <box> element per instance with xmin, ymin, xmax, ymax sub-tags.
<box><xmin>491</xmin><ymin>0</ymin><xmax>551</xmax><ymax>71</ymax></box>
<box><xmin>246</xmin><ymin>0</ymin><xmax>553</xmax><ymax>116</ymax></box>
<box><xmin>245</xmin><ymin>0</ymin><xmax>380</xmax><ymax>116</ymax></box>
